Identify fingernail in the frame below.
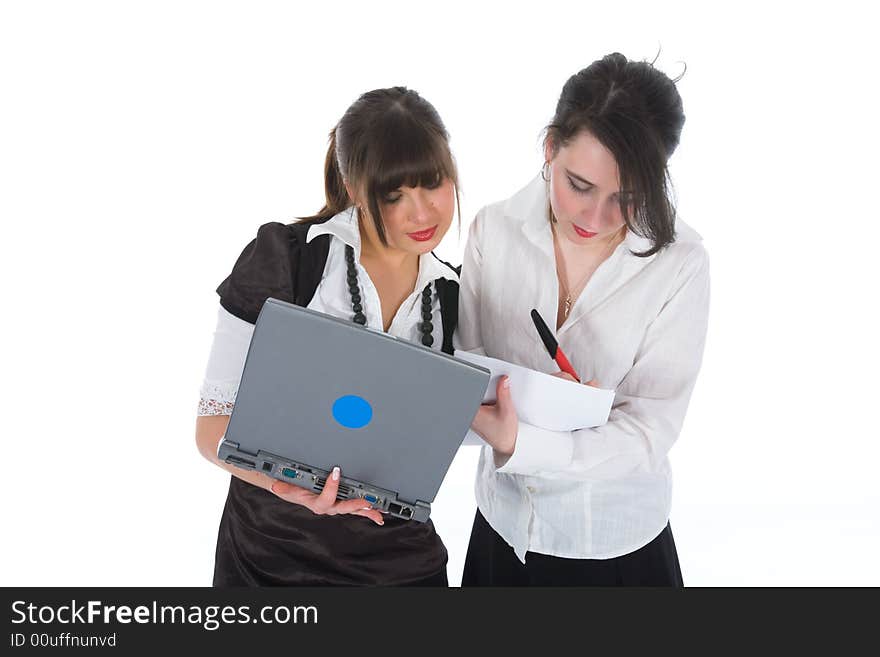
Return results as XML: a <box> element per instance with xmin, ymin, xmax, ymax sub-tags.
<box><xmin>332</xmin><ymin>467</ymin><xmax>340</xmax><ymax>481</ymax></box>
<box><xmin>503</xmin><ymin>377</ymin><xmax>511</xmax><ymax>389</ymax></box>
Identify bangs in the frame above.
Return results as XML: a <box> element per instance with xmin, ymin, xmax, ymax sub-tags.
<box><xmin>342</xmin><ymin>96</ymin><xmax>460</xmax><ymax>246</ymax></box>
<box><xmin>360</xmin><ymin>116</ymin><xmax>456</xmax><ymax>198</ymax></box>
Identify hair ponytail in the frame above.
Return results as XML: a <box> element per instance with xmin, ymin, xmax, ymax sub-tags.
<box><xmin>301</xmin><ymin>127</ymin><xmax>353</xmax><ymax>224</ymax></box>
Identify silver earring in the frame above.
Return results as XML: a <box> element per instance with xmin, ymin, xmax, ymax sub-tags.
<box><xmin>541</xmin><ymin>161</ymin><xmax>551</xmax><ymax>181</ymax></box>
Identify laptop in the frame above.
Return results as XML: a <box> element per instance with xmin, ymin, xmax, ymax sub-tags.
<box><xmin>217</xmin><ymin>297</ymin><xmax>490</xmax><ymax>522</ymax></box>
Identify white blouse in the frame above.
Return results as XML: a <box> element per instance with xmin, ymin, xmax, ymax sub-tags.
<box><xmin>455</xmin><ymin>175</ymin><xmax>711</xmax><ymax>562</ymax></box>
<box><xmin>198</xmin><ymin>207</ymin><xmax>459</xmax><ymax>415</ymax></box>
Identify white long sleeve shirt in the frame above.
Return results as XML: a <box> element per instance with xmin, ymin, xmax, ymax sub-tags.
<box><xmin>455</xmin><ymin>175</ymin><xmax>710</xmax><ymax>562</ymax></box>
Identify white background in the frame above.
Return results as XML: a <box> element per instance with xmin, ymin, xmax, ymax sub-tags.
<box><xmin>2</xmin><ymin>0</ymin><xmax>878</xmax><ymax>586</ymax></box>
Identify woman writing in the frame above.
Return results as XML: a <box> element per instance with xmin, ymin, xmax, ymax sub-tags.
<box><xmin>196</xmin><ymin>87</ymin><xmax>462</xmax><ymax>586</ymax></box>
<box><xmin>458</xmin><ymin>53</ymin><xmax>710</xmax><ymax>586</ymax></box>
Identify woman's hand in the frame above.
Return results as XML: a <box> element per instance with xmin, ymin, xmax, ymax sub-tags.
<box><xmin>268</xmin><ymin>466</ymin><xmax>385</xmax><ymax>526</ymax></box>
<box><xmin>470</xmin><ymin>372</ymin><xmax>601</xmax><ymax>456</ymax></box>
<box><xmin>471</xmin><ymin>376</ymin><xmax>519</xmax><ymax>457</ymax></box>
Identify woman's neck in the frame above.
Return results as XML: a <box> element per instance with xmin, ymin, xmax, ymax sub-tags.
<box><xmin>357</xmin><ymin>224</ymin><xmax>421</xmax><ymax>332</ymax></box>
<box><xmin>358</xmin><ymin>223</ymin><xmax>419</xmax><ymax>275</ymax></box>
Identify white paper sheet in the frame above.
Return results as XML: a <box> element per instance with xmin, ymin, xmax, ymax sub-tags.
<box><xmin>456</xmin><ymin>351</ymin><xmax>615</xmax><ymax>432</ymax></box>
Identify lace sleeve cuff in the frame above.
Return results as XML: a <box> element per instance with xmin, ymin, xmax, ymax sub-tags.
<box><xmin>197</xmin><ymin>382</ymin><xmax>238</xmax><ymax>416</ymax></box>
<box><xmin>197</xmin><ymin>398</ymin><xmax>235</xmax><ymax>416</ymax></box>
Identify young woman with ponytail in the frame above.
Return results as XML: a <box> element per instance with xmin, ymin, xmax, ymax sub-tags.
<box><xmin>195</xmin><ymin>87</ymin><xmax>462</xmax><ymax>586</ymax></box>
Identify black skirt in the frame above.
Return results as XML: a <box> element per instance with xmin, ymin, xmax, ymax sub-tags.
<box><xmin>212</xmin><ymin>477</ymin><xmax>448</xmax><ymax>586</ymax></box>
<box><xmin>461</xmin><ymin>509</ymin><xmax>683</xmax><ymax>586</ymax></box>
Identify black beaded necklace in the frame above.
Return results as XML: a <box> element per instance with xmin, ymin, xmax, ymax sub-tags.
<box><xmin>344</xmin><ymin>244</ymin><xmax>434</xmax><ymax>347</ymax></box>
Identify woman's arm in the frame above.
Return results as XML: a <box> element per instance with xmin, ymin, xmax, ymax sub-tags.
<box><xmin>455</xmin><ymin>207</ymin><xmax>486</xmax><ymax>355</ymax></box>
<box><xmin>475</xmin><ymin>246</ymin><xmax>711</xmax><ymax>480</ymax></box>
<box><xmin>195</xmin><ymin>414</ymin><xmax>275</xmax><ymax>489</ymax></box>
<box><xmin>457</xmin><ymin>209</ymin><xmax>489</xmax><ymax>446</ymax></box>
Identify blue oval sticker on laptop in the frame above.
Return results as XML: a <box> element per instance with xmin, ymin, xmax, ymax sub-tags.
<box><xmin>332</xmin><ymin>395</ymin><xmax>373</xmax><ymax>429</ymax></box>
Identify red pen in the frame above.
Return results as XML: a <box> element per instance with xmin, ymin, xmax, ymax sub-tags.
<box><xmin>530</xmin><ymin>309</ymin><xmax>582</xmax><ymax>382</ymax></box>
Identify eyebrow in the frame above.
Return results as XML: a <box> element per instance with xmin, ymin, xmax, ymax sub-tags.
<box><xmin>565</xmin><ymin>168</ymin><xmax>633</xmax><ymax>197</ymax></box>
<box><xmin>565</xmin><ymin>169</ymin><xmax>595</xmax><ymax>186</ymax></box>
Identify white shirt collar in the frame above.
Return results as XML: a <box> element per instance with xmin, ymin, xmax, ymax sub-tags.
<box><xmin>305</xmin><ymin>206</ymin><xmax>363</xmax><ymax>254</ymax></box>
<box><xmin>305</xmin><ymin>206</ymin><xmax>459</xmax><ymax>285</ymax></box>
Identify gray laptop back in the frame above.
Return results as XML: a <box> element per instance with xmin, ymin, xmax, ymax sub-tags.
<box><xmin>224</xmin><ymin>297</ymin><xmax>490</xmax><ymax>504</ymax></box>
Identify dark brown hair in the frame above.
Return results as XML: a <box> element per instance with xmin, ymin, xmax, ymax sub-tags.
<box><xmin>301</xmin><ymin>86</ymin><xmax>460</xmax><ymax>245</ymax></box>
<box><xmin>545</xmin><ymin>53</ymin><xmax>685</xmax><ymax>257</ymax></box>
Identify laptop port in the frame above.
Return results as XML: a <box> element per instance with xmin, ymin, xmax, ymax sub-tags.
<box><xmin>281</xmin><ymin>467</ymin><xmax>298</xmax><ymax>479</ymax></box>
<box><xmin>363</xmin><ymin>494</ymin><xmax>378</xmax><ymax>504</ymax></box>
<box><xmin>227</xmin><ymin>456</ymin><xmax>256</xmax><ymax>468</ymax></box>
<box><xmin>386</xmin><ymin>502</ymin><xmax>413</xmax><ymax>519</ymax></box>
<box><xmin>262</xmin><ymin>462</ymin><xmax>273</xmax><ymax>472</ymax></box>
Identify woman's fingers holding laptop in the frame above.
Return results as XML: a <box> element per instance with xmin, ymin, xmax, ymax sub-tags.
<box><xmin>316</xmin><ymin>467</ymin><xmax>385</xmax><ymax>524</ymax></box>
<box><xmin>351</xmin><ymin>508</ymin><xmax>385</xmax><ymax>524</ymax></box>
<box><xmin>268</xmin><ymin>480</ymin><xmax>316</xmax><ymax>505</ymax></box>
<box><xmin>270</xmin><ymin>466</ymin><xmax>385</xmax><ymax>525</ymax></box>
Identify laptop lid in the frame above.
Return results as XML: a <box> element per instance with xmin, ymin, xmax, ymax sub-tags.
<box><xmin>224</xmin><ymin>297</ymin><xmax>490</xmax><ymax>504</ymax></box>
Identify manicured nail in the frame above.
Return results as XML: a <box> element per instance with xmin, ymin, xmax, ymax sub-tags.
<box><xmin>332</xmin><ymin>467</ymin><xmax>340</xmax><ymax>481</ymax></box>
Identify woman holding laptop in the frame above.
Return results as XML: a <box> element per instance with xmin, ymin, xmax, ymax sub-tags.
<box><xmin>458</xmin><ymin>53</ymin><xmax>711</xmax><ymax>586</ymax></box>
<box><xmin>195</xmin><ymin>87</ymin><xmax>462</xmax><ymax>586</ymax></box>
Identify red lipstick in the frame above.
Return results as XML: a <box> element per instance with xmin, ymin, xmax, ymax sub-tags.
<box><xmin>407</xmin><ymin>226</ymin><xmax>437</xmax><ymax>242</ymax></box>
<box><xmin>573</xmin><ymin>224</ymin><xmax>598</xmax><ymax>238</ymax></box>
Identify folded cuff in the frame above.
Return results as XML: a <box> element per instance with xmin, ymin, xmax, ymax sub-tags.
<box><xmin>494</xmin><ymin>422</ymin><xmax>573</xmax><ymax>476</ymax></box>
